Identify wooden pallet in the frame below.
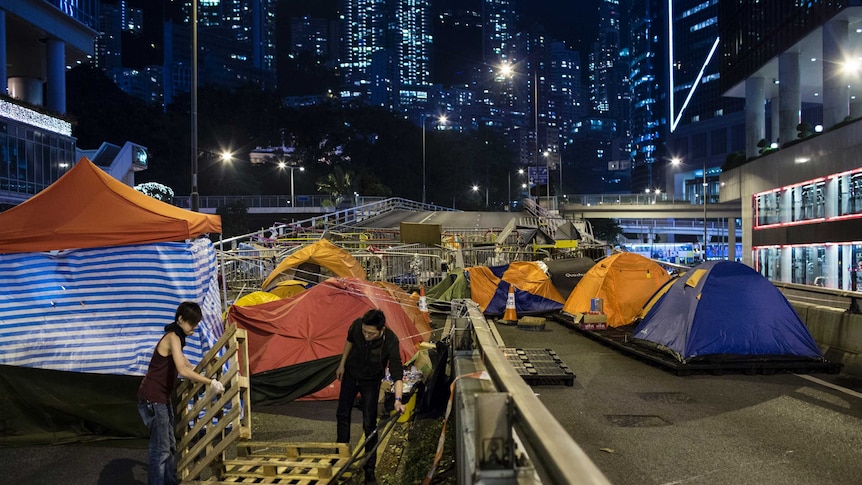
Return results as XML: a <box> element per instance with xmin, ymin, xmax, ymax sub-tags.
<box><xmin>504</xmin><ymin>348</ymin><xmax>576</xmax><ymax>386</ymax></box>
<box><xmin>176</xmin><ymin>323</ymin><xmax>252</xmax><ymax>483</ymax></box>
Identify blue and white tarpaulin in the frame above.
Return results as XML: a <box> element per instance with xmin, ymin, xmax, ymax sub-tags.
<box><xmin>0</xmin><ymin>238</ymin><xmax>223</xmax><ymax>375</ymax></box>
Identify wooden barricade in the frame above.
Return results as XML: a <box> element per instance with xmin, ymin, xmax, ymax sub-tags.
<box><xmin>175</xmin><ymin>323</ymin><xmax>251</xmax><ymax>483</ymax></box>
<box><xmin>174</xmin><ymin>324</ymin><xmax>356</xmax><ymax>484</ymax></box>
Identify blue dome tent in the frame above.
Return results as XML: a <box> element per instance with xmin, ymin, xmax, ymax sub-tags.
<box><xmin>632</xmin><ymin>261</ymin><xmax>823</xmax><ymax>363</ymax></box>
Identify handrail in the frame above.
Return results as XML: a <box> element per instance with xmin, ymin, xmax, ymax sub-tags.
<box><xmin>462</xmin><ymin>301</ymin><xmax>611</xmax><ymax>485</ymax></box>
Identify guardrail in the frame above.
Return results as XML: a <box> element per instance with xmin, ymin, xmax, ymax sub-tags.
<box><xmin>450</xmin><ymin>300</ymin><xmax>611</xmax><ymax>485</ymax></box>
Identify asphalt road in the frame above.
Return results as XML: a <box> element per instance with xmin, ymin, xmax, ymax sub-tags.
<box><xmin>0</xmin><ymin>401</ymin><xmax>364</xmax><ymax>485</ymax></box>
<box><xmin>3</xmin><ymin>316</ymin><xmax>862</xmax><ymax>485</ymax></box>
<box><xmin>494</xmin><ymin>320</ymin><xmax>862</xmax><ymax>485</ymax></box>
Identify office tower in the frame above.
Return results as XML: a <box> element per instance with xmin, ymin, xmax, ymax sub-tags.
<box><xmin>719</xmin><ymin>1</ymin><xmax>862</xmax><ymax>287</ymax></box>
<box><xmin>163</xmin><ymin>0</ymin><xmax>277</xmax><ymax>104</ymax></box>
<box><xmin>0</xmin><ymin>1</ymin><xmax>95</xmax><ymax>204</ymax></box>
<box><xmin>664</xmin><ymin>0</ymin><xmax>745</xmax><ymax>204</ymax></box>
<box><xmin>339</xmin><ymin>0</ymin><xmax>431</xmax><ymax>108</ymax></box>
<box><xmin>95</xmin><ymin>2</ymin><xmax>123</xmax><ymax>72</ymax></box>
<box><xmin>628</xmin><ymin>0</ymin><xmax>666</xmax><ymax>192</ymax></box>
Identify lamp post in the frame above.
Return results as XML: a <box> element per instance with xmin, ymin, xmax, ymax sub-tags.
<box><xmin>472</xmin><ymin>184</ymin><xmax>488</xmax><ymax>208</ymax></box>
<box><xmin>190</xmin><ymin>0</ymin><xmax>199</xmax><ymax>211</ymax></box>
<box><xmin>278</xmin><ymin>161</ymin><xmax>305</xmax><ymax>207</ymax></box>
<box><xmin>499</xmin><ymin>62</ymin><xmax>541</xmax><ymax>202</ymax></box>
<box><xmin>508</xmin><ymin>168</ymin><xmax>524</xmax><ymax>211</ymax></box>
<box><xmin>702</xmin><ymin>160</ymin><xmax>708</xmax><ymax>261</ymax></box>
<box><xmin>421</xmin><ymin>114</ymin><xmax>447</xmax><ymax>205</ymax></box>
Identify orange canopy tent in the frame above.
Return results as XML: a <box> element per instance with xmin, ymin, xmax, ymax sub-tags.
<box><xmin>0</xmin><ymin>158</ymin><xmax>221</xmax><ymax>253</ymax></box>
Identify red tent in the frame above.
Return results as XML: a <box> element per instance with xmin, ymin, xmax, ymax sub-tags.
<box><xmin>0</xmin><ymin>158</ymin><xmax>221</xmax><ymax>253</ymax></box>
<box><xmin>227</xmin><ymin>277</ymin><xmax>424</xmax><ymax>401</ymax></box>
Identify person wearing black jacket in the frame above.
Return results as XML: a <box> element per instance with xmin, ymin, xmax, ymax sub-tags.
<box><xmin>336</xmin><ymin>309</ymin><xmax>406</xmax><ymax>484</ymax></box>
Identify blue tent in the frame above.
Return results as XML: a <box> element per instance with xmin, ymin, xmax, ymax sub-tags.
<box><xmin>632</xmin><ymin>261</ymin><xmax>823</xmax><ymax>363</ymax></box>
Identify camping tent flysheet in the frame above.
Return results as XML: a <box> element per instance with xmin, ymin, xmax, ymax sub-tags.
<box><xmin>261</xmin><ymin>239</ymin><xmax>366</xmax><ymax>290</ymax></box>
<box><xmin>466</xmin><ymin>261</ymin><xmax>565</xmax><ymax>316</ymax></box>
<box><xmin>227</xmin><ymin>277</ymin><xmax>424</xmax><ymax>402</ymax></box>
<box><xmin>632</xmin><ymin>261</ymin><xmax>823</xmax><ymax>363</ymax></box>
<box><xmin>563</xmin><ymin>252</ymin><xmax>671</xmax><ymax>327</ymax></box>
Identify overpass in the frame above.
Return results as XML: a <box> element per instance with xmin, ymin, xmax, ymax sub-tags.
<box><xmin>175</xmin><ymin>193</ymin><xmax>742</xmax><ymax>242</ymax></box>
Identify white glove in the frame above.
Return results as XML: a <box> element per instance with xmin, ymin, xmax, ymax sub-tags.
<box><xmin>210</xmin><ymin>378</ymin><xmax>225</xmax><ymax>394</ymax></box>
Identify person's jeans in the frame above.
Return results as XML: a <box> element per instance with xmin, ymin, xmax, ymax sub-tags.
<box><xmin>336</xmin><ymin>379</ymin><xmax>382</xmax><ymax>474</ymax></box>
<box><xmin>138</xmin><ymin>400</ymin><xmax>177</xmax><ymax>485</ymax></box>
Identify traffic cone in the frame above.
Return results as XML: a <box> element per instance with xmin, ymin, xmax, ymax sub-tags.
<box><xmin>418</xmin><ymin>285</ymin><xmax>431</xmax><ymax>324</ymax></box>
<box><xmin>502</xmin><ymin>285</ymin><xmax>518</xmax><ymax>324</ymax></box>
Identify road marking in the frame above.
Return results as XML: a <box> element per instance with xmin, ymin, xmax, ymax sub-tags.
<box><xmin>795</xmin><ymin>374</ymin><xmax>862</xmax><ymax>400</ymax></box>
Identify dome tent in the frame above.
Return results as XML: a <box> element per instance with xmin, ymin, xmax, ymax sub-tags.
<box><xmin>632</xmin><ymin>261</ymin><xmax>823</xmax><ymax>363</ymax></box>
<box><xmin>563</xmin><ymin>252</ymin><xmax>671</xmax><ymax>327</ymax></box>
<box><xmin>227</xmin><ymin>277</ymin><xmax>424</xmax><ymax>403</ymax></box>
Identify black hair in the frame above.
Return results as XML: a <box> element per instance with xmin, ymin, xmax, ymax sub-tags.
<box><xmin>174</xmin><ymin>301</ymin><xmax>202</xmax><ymax>326</ymax></box>
<box><xmin>361</xmin><ymin>309</ymin><xmax>386</xmax><ymax>329</ymax></box>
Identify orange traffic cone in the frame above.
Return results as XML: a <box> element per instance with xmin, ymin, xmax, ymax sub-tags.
<box><xmin>418</xmin><ymin>285</ymin><xmax>431</xmax><ymax>324</ymax></box>
<box><xmin>502</xmin><ymin>285</ymin><xmax>518</xmax><ymax>324</ymax></box>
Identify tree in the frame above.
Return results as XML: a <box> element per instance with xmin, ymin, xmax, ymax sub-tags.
<box><xmin>316</xmin><ymin>166</ymin><xmax>355</xmax><ymax>204</ymax></box>
<box><xmin>588</xmin><ymin>218</ymin><xmax>623</xmax><ymax>245</ymax></box>
<box><xmin>216</xmin><ymin>200</ymin><xmax>250</xmax><ymax>238</ymax></box>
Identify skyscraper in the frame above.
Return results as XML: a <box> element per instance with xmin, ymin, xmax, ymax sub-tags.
<box><xmin>339</xmin><ymin>0</ymin><xmax>431</xmax><ymax>108</ymax></box>
<box><xmin>628</xmin><ymin>0</ymin><xmax>666</xmax><ymax>191</ymax></box>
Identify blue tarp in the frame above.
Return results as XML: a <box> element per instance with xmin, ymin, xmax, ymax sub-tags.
<box><xmin>632</xmin><ymin>261</ymin><xmax>823</xmax><ymax>363</ymax></box>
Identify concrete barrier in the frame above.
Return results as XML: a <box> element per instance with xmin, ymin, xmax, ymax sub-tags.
<box><xmin>794</xmin><ymin>302</ymin><xmax>862</xmax><ymax>377</ymax></box>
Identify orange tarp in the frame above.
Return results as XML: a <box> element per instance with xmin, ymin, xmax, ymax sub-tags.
<box><xmin>261</xmin><ymin>239</ymin><xmax>366</xmax><ymax>290</ymax></box>
<box><xmin>0</xmin><ymin>158</ymin><xmax>221</xmax><ymax>253</ymax></box>
<box><xmin>563</xmin><ymin>252</ymin><xmax>671</xmax><ymax>327</ymax></box>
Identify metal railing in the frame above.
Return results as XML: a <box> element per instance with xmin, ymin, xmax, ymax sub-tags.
<box><xmin>450</xmin><ymin>300</ymin><xmax>611</xmax><ymax>484</ymax></box>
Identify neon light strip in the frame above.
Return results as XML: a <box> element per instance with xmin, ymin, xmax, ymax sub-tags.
<box><xmin>754</xmin><ymin>241</ymin><xmax>862</xmax><ymax>250</ymax></box>
<box><xmin>754</xmin><ymin>212</ymin><xmax>862</xmax><ymax>230</ymax></box>
<box><xmin>667</xmin><ymin>0</ymin><xmax>720</xmax><ymax>132</ymax></box>
<box><xmin>670</xmin><ymin>37</ymin><xmax>720</xmax><ymax>132</ymax></box>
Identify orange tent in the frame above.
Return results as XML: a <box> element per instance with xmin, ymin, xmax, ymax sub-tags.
<box><xmin>563</xmin><ymin>252</ymin><xmax>671</xmax><ymax>327</ymax></box>
<box><xmin>261</xmin><ymin>239</ymin><xmax>366</xmax><ymax>290</ymax></box>
<box><xmin>0</xmin><ymin>158</ymin><xmax>221</xmax><ymax>253</ymax></box>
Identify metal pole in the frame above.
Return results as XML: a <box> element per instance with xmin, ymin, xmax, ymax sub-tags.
<box><xmin>190</xmin><ymin>0</ymin><xmax>199</xmax><ymax>212</ymax></box>
<box><xmin>703</xmin><ymin>160</ymin><xmax>708</xmax><ymax>261</ymax></box>
<box><xmin>422</xmin><ymin>115</ymin><xmax>426</xmax><ymax>205</ymax></box>
<box><xmin>534</xmin><ymin>70</ymin><xmax>539</xmax><ymax>203</ymax></box>
<box><xmin>508</xmin><ymin>171</ymin><xmax>511</xmax><ymax>212</ymax></box>
<box><xmin>290</xmin><ymin>166</ymin><xmax>295</xmax><ymax>207</ymax></box>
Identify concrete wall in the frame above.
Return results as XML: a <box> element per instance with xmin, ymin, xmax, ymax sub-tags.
<box><xmin>794</xmin><ymin>303</ymin><xmax>862</xmax><ymax>377</ymax></box>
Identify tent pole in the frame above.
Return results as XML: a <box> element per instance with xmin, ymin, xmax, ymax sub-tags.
<box><xmin>219</xmin><ymin>234</ymin><xmax>228</xmax><ymax>313</ymax></box>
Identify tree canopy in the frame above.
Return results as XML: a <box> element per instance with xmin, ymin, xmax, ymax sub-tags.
<box><xmin>66</xmin><ymin>65</ymin><xmax>518</xmax><ymax>210</ymax></box>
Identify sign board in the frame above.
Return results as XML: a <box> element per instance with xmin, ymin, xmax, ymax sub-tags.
<box><xmin>527</xmin><ymin>166</ymin><xmax>549</xmax><ymax>184</ymax></box>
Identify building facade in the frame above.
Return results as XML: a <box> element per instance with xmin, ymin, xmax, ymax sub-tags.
<box><xmin>0</xmin><ymin>1</ymin><xmax>96</xmax><ymax>205</ymax></box>
<box><xmin>719</xmin><ymin>1</ymin><xmax>862</xmax><ymax>290</ymax></box>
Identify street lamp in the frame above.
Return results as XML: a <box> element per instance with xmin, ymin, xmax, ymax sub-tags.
<box><xmin>702</xmin><ymin>160</ymin><xmax>708</xmax><ymax>261</ymax></box>
<box><xmin>249</xmin><ymin>145</ymin><xmax>303</xmax><ymax>206</ymax></box>
<box><xmin>508</xmin><ymin>168</ymin><xmax>525</xmax><ymax>211</ymax></box>
<box><xmin>277</xmin><ymin>161</ymin><xmax>305</xmax><ymax>207</ymax></box>
<box><xmin>190</xmin><ymin>0</ymin><xmax>199</xmax><ymax>211</ymax></box>
<box><xmin>472</xmin><ymin>184</ymin><xmax>488</xmax><ymax>208</ymax></box>
<box><xmin>421</xmin><ymin>114</ymin><xmax>447</xmax><ymax>205</ymax></box>
<box><xmin>672</xmin><ymin>157</ymin><xmax>708</xmax><ymax>260</ymax></box>
<box><xmin>499</xmin><ymin>61</ymin><xmax>542</xmax><ymax>204</ymax></box>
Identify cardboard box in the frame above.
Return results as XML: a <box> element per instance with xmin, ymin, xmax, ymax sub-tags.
<box><xmin>577</xmin><ymin>312</ymin><xmax>607</xmax><ymax>330</ymax></box>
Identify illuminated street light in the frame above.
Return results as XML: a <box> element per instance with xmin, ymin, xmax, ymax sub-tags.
<box><xmin>422</xmin><ymin>114</ymin><xmax>447</xmax><ymax>205</ymax></box>
<box><xmin>472</xmin><ymin>184</ymin><xmax>488</xmax><ymax>208</ymax></box>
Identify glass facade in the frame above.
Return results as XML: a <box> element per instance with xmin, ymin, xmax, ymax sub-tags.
<box><xmin>753</xmin><ymin>167</ymin><xmax>862</xmax><ymax>289</ymax></box>
<box><xmin>719</xmin><ymin>0</ymin><xmax>862</xmax><ymax>92</ymax></box>
<box><xmin>754</xmin><ymin>243</ymin><xmax>862</xmax><ymax>290</ymax></box>
<box><xmin>753</xmin><ymin>168</ymin><xmax>862</xmax><ymax>227</ymax></box>
<box><xmin>0</xmin><ymin>119</ymin><xmax>76</xmax><ymax>197</ymax></box>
